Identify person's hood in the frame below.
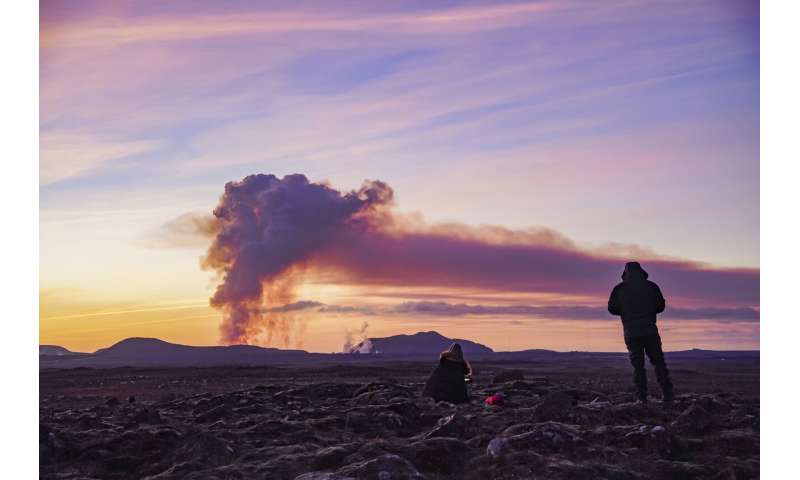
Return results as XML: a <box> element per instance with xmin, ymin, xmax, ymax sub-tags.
<box><xmin>441</xmin><ymin>342</ymin><xmax>464</xmax><ymax>361</ymax></box>
<box><xmin>622</xmin><ymin>262</ymin><xmax>649</xmax><ymax>281</ymax></box>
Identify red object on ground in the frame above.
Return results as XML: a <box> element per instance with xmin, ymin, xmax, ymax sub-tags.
<box><xmin>485</xmin><ymin>394</ymin><xmax>505</xmax><ymax>406</ymax></box>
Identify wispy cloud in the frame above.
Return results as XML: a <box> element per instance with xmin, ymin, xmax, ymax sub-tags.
<box><xmin>41</xmin><ymin>2</ymin><xmax>575</xmax><ymax>49</ymax></box>
<box><xmin>256</xmin><ymin>299</ymin><xmax>759</xmax><ymax>323</ymax></box>
<box><xmin>40</xmin><ymin>300</ymin><xmax>208</xmax><ymax>321</ymax></box>
<box><xmin>40</xmin><ymin>132</ymin><xmax>161</xmax><ymax>185</ymax></box>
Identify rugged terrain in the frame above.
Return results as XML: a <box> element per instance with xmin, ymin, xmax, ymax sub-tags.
<box><xmin>40</xmin><ymin>355</ymin><xmax>759</xmax><ymax>479</ymax></box>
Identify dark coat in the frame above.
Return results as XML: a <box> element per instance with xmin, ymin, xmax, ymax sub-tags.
<box><xmin>422</xmin><ymin>356</ymin><xmax>470</xmax><ymax>403</ymax></box>
<box><xmin>608</xmin><ymin>262</ymin><xmax>666</xmax><ymax>338</ymax></box>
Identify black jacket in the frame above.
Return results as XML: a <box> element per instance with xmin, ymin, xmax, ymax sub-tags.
<box><xmin>608</xmin><ymin>262</ymin><xmax>665</xmax><ymax>338</ymax></box>
<box><xmin>422</xmin><ymin>356</ymin><xmax>470</xmax><ymax>403</ymax></box>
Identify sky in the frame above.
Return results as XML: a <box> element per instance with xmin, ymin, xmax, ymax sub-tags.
<box><xmin>39</xmin><ymin>0</ymin><xmax>759</xmax><ymax>353</ymax></box>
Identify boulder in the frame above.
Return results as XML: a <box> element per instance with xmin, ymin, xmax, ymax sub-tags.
<box><xmin>486</xmin><ymin>437</ymin><xmax>509</xmax><ymax>458</ymax></box>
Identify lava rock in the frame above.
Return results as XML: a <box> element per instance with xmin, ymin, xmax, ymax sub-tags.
<box><xmin>623</xmin><ymin>424</ymin><xmax>673</xmax><ymax>456</ymax></box>
<box><xmin>40</xmin><ymin>366</ymin><xmax>760</xmax><ymax>480</ymax></box>
<box><xmin>313</xmin><ymin>446</ymin><xmax>353</xmax><ymax>470</ymax></box>
<box><xmin>653</xmin><ymin>460</ymin><xmax>710</xmax><ymax>479</ymax></box>
<box><xmin>337</xmin><ymin>454</ymin><xmax>426</xmax><ymax>480</ymax></box>
<box><xmin>505</xmin><ymin>421</ymin><xmax>584</xmax><ymax>453</ymax></box>
<box><xmin>422</xmin><ymin>413</ymin><xmax>471</xmax><ymax>439</ymax></box>
<box><xmin>486</xmin><ymin>437</ymin><xmax>509</xmax><ymax>458</ymax></box>
<box><xmin>133</xmin><ymin>408</ymin><xmax>163</xmax><ymax>425</ymax></box>
<box><xmin>295</xmin><ymin>473</ymin><xmax>355</xmax><ymax>480</ymax></box>
<box><xmin>672</xmin><ymin>404</ymin><xmax>713</xmax><ymax>435</ymax></box>
<box><xmin>404</xmin><ymin>437</ymin><xmax>472</xmax><ymax>474</ymax></box>
<box><xmin>533</xmin><ymin>391</ymin><xmax>574</xmax><ymax>421</ymax></box>
<box><xmin>501</xmin><ymin>423</ymin><xmax>536</xmax><ymax>436</ymax></box>
<box><xmin>696</xmin><ymin>394</ymin><xmax>733</xmax><ymax>414</ymax></box>
<box><xmin>178</xmin><ymin>433</ymin><xmax>235</xmax><ymax>467</ymax></box>
<box><xmin>492</xmin><ymin>370</ymin><xmax>525</xmax><ymax>384</ymax></box>
<box><xmin>718</xmin><ymin>429</ymin><xmax>759</xmax><ymax>455</ymax></box>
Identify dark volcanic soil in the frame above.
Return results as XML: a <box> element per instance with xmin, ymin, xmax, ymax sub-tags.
<box><xmin>40</xmin><ymin>356</ymin><xmax>759</xmax><ymax>479</ymax></box>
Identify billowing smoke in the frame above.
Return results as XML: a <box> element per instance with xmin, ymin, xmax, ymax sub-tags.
<box><xmin>188</xmin><ymin>173</ymin><xmax>759</xmax><ymax>345</ymax></box>
<box><xmin>202</xmin><ymin>174</ymin><xmax>392</xmax><ymax>344</ymax></box>
<box><xmin>342</xmin><ymin>321</ymin><xmax>371</xmax><ymax>353</ymax></box>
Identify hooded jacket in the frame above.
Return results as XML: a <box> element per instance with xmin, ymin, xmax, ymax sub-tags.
<box><xmin>422</xmin><ymin>344</ymin><xmax>471</xmax><ymax>403</ymax></box>
<box><xmin>608</xmin><ymin>262</ymin><xmax>666</xmax><ymax>338</ymax></box>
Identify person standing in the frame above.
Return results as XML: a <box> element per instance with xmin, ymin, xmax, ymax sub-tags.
<box><xmin>608</xmin><ymin>262</ymin><xmax>674</xmax><ymax>404</ymax></box>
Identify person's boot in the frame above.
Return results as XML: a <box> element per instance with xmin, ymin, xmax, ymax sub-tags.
<box><xmin>653</xmin><ymin>363</ymin><xmax>674</xmax><ymax>405</ymax></box>
<box><xmin>635</xmin><ymin>389</ymin><xmax>648</xmax><ymax>405</ymax></box>
<box><xmin>633</xmin><ymin>369</ymin><xmax>647</xmax><ymax>405</ymax></box>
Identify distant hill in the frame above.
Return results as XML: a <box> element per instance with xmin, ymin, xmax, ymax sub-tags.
<box><xmin>84</xmin><ymin>337</ymin><xmax>310</xmax><ymax>367</ymax></box>
<box><xmin>38</xmin><ymin>334</ymin><xmax>758</xmax><ymax>369</ymax></box>
<box><xmin>39</xmin><ymin>345</ymin><xmax>83</xmax><ymax>356</ymax></box>
<box><xmin>347</xmin><ymin>331</ymin><xmax>494</xmax><ymax>355</ymax></box>
<box><xmin>666</xmin><ymin>349</ymin><xmax>761</xmax><ymax>359</ymax></box>
<box><xmin>40</xmin><ymin>337</ymin><xmax>315</xmax><ymax>368</ymax></box>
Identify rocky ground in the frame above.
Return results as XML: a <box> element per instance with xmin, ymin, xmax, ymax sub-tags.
<box><xmin>40</xmin><ymin>357</ymin><xmax>759</xmax><ymax>479</ymax></box>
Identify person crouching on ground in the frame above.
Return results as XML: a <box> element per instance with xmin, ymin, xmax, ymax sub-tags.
<box><xmin>608</xmin><ymin>261</ymin><xmax>675</xmax><ymax>404</ymax></box>
<box><xmin>422</xmin><ymin>343</ymin><xmax>472</xmax><ymax>403</ymax></box>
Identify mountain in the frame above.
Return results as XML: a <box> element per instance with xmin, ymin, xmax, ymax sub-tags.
<box><xmin>39</xmin><ymin>345</ymin><xmax>83</xmax><ymax>356</ymax></box>
<box><xmin>347</xmin><ymin>330</ymin><xmax>494</xmax><ymax>356</ymax></box>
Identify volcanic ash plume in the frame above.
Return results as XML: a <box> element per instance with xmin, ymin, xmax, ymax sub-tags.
<box><xmin>197</xmin><ymin>173</ymin><xmax>758</xmax><ymax>346</ymax></box>
<box><xmin>202</xmin><ymin>174</ymin><xmax>393</xmax><ymax>345</ymax></box>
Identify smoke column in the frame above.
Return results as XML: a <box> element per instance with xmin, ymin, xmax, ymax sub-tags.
<box><xmin>342</xmin><ymin>321</ymin><xmax>370</xmax><ymax>353</ymax></box>
<box><xmin>202</xmin><ymin>174</ymin><xmax>392</xmax><ymax>344</ymax></box>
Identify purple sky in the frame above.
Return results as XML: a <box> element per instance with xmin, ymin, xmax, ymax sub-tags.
<box><xmin>40</xmin><ymin>0</ymin><xmax>759</xmax><ymax>352</ymax></box>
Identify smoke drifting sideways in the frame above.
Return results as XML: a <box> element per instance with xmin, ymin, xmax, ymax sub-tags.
<box><xmin>189</xmin><ymin>173</ymin><xmax>759</xmax><ymax>346</ymax></box>
<box><xmin>201</xmin><ymin>174</ymin><xmax>393</xmax><ymax>345</ymax></box>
